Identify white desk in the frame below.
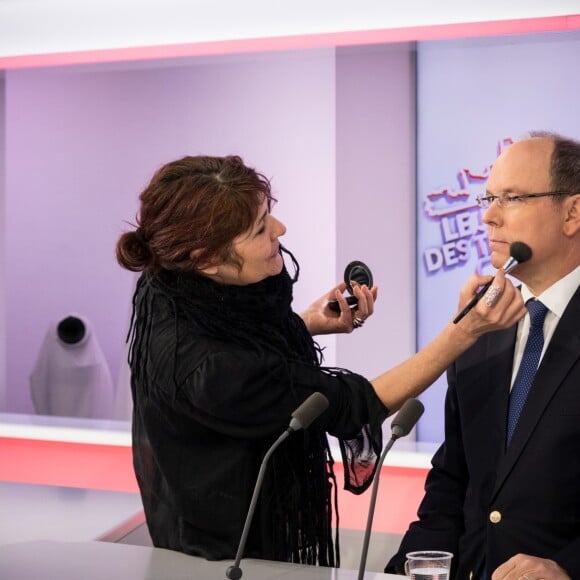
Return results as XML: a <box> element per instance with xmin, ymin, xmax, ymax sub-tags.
<box><xmin>0</xmin><ymin>540</ymin><xmax>400</xmax><ymax>580</ymax></box>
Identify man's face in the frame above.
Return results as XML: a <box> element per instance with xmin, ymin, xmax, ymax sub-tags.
<box><xmin>482</xmin><ymin>138</ymin><xmax>569</xmax><ymax>293</ymax></box>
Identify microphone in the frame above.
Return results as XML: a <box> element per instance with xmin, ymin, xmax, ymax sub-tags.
<box><xmin>225</xmin><ymin>392</ymin><xmax>329</xmax><ymax>580</ymax></box>
<box><xmin>289</xmin><ymin>391</ymin><xmax>330</xmax><ymax>431</ymax></box>
<box><xmin>357</xmin><ymin>398</ymin><xmax>425</xmax><ymax>580</ymax></box>
<box><xmin>453</xmin><ymin>241</ymin><xmax>532</xmax><ymax>324</ymax></box>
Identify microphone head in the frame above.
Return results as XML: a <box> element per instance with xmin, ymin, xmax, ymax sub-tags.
<box><xmin>289</xmin><ymin>392</ymin><xmax>329</xmax><ymax>431</ymax></box>
<box><xmin>391</xmin><ymin>398</ymin><xmax>425</xmax><ymax>439</ymax></box>
<box><xmin>509</xmin><ymin>241</ymin><xmax>532</xmax><ymax>264</ymax></box>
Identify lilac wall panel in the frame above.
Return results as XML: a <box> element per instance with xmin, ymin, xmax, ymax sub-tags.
<box><xmin>4</xmin><ymin>49</ymin><xmax>337</xmax><ymax>413</ymax></box>
<box><xmin>335</xmin><ymin>45</ymin><xmax>416</xmax><ymax>382</ymax></box>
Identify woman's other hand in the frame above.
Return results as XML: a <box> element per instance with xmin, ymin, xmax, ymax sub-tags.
<box><xmin>300</xmin><ymin>281</ymin><xmax>378</xmax><ymax>336</ymax></box>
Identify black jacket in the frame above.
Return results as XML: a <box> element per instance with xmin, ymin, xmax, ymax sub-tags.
<box><xmin>131</xmin><ymin>293</ymin><xmax>388</xmax><ymax>563</ymax></box>
<box><xmin>386</xmin><ymin>286</ymin><xmax>580</xmax><ymax>579</ymax></box>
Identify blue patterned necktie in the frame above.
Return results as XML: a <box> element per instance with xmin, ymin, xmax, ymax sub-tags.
<box><xmin>506</xmin><ymin>299</ymin><xmax>549</xmax><ymax>445</ymax></box>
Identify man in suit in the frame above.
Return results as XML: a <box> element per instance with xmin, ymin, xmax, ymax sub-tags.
<box><xmin>386</xmin><ymin>131</ymin><xmax>580</xmax><ymax>580</ymax></box>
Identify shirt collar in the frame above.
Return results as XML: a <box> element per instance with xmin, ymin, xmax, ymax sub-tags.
<box><xmin>521</xmin><ymin>265</ymin><xmax>580</xmax><ymax>318</ymax></box>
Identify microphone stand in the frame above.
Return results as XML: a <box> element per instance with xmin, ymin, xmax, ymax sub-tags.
<box><xmin>226</xmin><ymin>429</ymin><xmax>291</xmax><ymax>580</ymax></box>
<box><xmin>356</xmin><ymin>436</ymin><xmax>396</xmax><ymax>580</ymax></box>
<box><xmin>225</xmin><ymin>392</ymin><xmax>329</xmax><ymax>580</ymax></box>
<box><xmin>357</xmin><ymin>398</ymin><xmax>424</xmax><ymax>580</ymax></box>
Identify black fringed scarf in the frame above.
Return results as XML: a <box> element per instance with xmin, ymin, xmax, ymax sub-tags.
<box><xmin>128</xmin><ymin>247</ymin><xmax>341</xmax><ymax>567</ymax></box>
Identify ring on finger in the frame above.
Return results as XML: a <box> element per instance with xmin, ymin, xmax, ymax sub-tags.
<box><xmin>484</xmin><ymin>284</ymin><xmax>503</xmax><ymax>308</ymax></box>
<box><xmin>352</xmin><ymin>317</ymin><xmax>365</xmax><ymax>329</ymax></box>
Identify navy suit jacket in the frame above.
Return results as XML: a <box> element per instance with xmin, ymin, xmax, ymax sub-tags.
<box><xmin>386</xmin><ymin>286</ymin><xmax>580</xmax><ymax>579</ymax></box>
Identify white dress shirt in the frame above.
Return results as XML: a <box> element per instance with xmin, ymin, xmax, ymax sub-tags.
<box><xmin>511</xmin><ymin>265</ymin><xmax>580</xmax><ymax>387</ymax></box>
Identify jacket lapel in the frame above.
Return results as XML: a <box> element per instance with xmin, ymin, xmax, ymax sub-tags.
<box><xmin>483</xmin><ymin>326</ymin><xmax>517</xmax><ymax>443</ymax></box>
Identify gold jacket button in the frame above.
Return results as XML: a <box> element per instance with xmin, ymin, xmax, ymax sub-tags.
<box><xmin>489</xmin><ymin>510</ymin><xmax>502</xmax><ymax>524</ymax></box>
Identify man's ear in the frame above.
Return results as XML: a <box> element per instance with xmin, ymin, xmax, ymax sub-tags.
<box><xmin>563</xmin><ymin>194</ymin><xmax>580</xmax><ymax>236</ymax></box>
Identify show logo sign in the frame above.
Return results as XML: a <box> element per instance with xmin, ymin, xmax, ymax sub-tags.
<box><xmin>420</xmin><ymin>138</ymin><xmax>513</xmax><ymax>278</ymax></box>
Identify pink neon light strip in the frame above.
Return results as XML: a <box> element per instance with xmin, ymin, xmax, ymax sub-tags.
<box><xmin>1</xmin><ymin>14</ymin><xmax>579</xmax><ymax>70</ymax></box>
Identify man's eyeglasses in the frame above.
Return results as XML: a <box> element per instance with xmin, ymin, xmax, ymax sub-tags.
<box><xmin>476</xmin><ymin>191</ymin><xmax>576</xmax><ymax>209</ymax></box>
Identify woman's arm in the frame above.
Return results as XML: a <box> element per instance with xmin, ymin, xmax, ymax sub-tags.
<box><xmin>370</xmin><ymin>269</ymin><xmax>526</xmax><ymax>413</ymax></box>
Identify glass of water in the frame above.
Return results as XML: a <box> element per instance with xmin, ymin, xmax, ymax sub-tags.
<box><xmin>404</xmin><ymin>550</ymin><xmax>453</xmax><ymax>580</ymax></box>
